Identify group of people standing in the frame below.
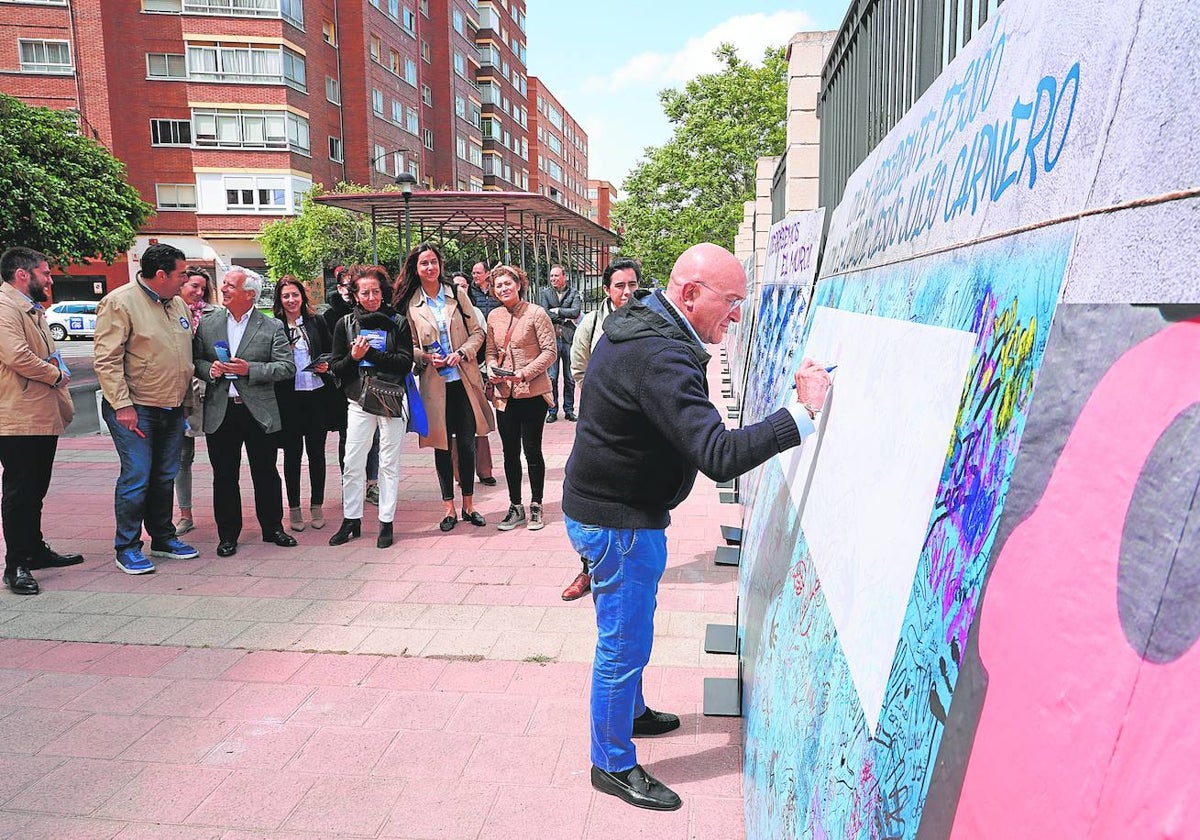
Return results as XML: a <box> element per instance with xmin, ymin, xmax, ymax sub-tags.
<box><xmin>0</xmin><ymin>239</ymin><xmax>593</xmax><ymax>590</ymax></box>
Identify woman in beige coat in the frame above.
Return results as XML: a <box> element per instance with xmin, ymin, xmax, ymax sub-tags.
<box><xmin>485</xmin><ymin>265</ymin><xmax>557</xmax><ymax>532</ymax></box>
<box><xmin>395</xmin><ymin>243</ymin><xmax>494</xmax><ymax>532</ymax></box>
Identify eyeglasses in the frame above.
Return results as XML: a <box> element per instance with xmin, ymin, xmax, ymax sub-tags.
<box><xmin>693</xmin><ymin>280</ymin><xmax>745</xmax><ymax>313</ymax></box>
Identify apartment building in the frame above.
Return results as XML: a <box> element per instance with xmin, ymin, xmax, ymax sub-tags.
<box><xmin>586</xmin><ymin>179</ymin><xmax>617</xmax><ymax>228</ymax></box>
<box><xmin>0</xmin><ymin>0</ymin><xmax>592</xmax><ymax>292</ymax></box>
<box><xmin>473</xmin><ymin>0</ymin><xmax>527</xmax><ymax>192</ymax></box>
<box><xmin>527</xmin><ymin>76</ymin><xmax>586</xmax><ymax>215</ymax></box>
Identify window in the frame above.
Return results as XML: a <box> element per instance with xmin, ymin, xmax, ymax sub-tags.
<box><xmin>454</xmin><ymin>95</ymin><xmax>465</xmax><ymax>119</ymax></box>
<box><xmin>19</xmin><ymin>40</ymin><xmax>72</xmax><ymax>75</ymax></box>
<box><xmin>404</xmin><ymin>58</ymin><xmax>417</xmax><ymax>86</ymax></box>
<box><xmin>387</xmin><ymin>0</ymin><xmax>399</xmax><ymax>19</ymax></box>
<box><xmin>422</xmin><ymin>128</ymin><xmax>434</xmax><ymax>150</ymax></box>
<box><xmin>279</xmin><ymin>0</ymin><xmax>302</xmax><ymax>26</ymax></box>
<box><xmin>155</xmin><ymin>184</ymin><xmax>197</xmax><ymax>210</ymax></box>
<box><xmin>325</xmin><ymin>75</ymin><xmax>340</xmax><ymax>103</ymax></box>
<box><xmin>374</xmin><ymin>144</ymin><xmax>387</xmax><ymax>173</ymax></box>
<box><xmin>393</xmin><ymin>151</ymin><xmax>404</xmax><ymax>174</ymax></box>
<box><xmin>408</xmin><ymin>160</ymin><xmax>419</xmax><ymax>179</ymax></box>
<box><xmin>389</xmin><ymin>49</ymin><xmax>401</xmax><ymax>75</ymax></box>
<box><xmin>402</xmin><ymin>7</ymin><xmax>416</xmax><ymax>34</ymax></box>
<box><xmin>469</xmin><ymin>103</ymin><xmax>481</xmax><ymax>128</ymax></box>
<box><xmin>322</xmin><ymin>20</ymin><xmax>337</xmax><ymax>45</ymax></box>
<box><xmin>469</xmin><ymin>143</ymin><xmax>482</xmax><ymax>167</ymax></box>
<box><xmin>286</xmin><ymin>115</ymin><xmax>310</xmax><ymax>155</ymax></box>
<box><xmin>421</xmin><ymin>40</ymin><xmax>430</xmax><ymax>62</ymax></box>
<box><xmin>281</xmin><ymin>48</ymin><xmax>306</xmax><ymax>90</ymax></box>
<box><xmin>482</xmin><ymin>118</ymin><xmax>499</xmax><ymax>139</ymax></box>
<box><xmin>181</xmin><ymin>0</ymin><xmax>300</xmax><ymax>24</ymax></box>
<box><xmin>370</xmin><ymin>35</ymin><xmax>381</xmax><ymax>62</ymax></box>
<box><xmin>452</xmin><ymin>9</ymin><xmax>463</xmax><ymax>33</ymax></box>
<box><xmin>329</xmin><ymin>136</ymin><xmax>343</xmax><ymax>162</ymax></box>
<box><xmin>186</xmin><ymin>43</ymin><xmax>303</xmax><ymax>87</ymax></box>
<box><xmin>456</xmin><ymin>135</ymin><xmax>466</xmax><ymax>160</ymax></box>
<box><xmin>193</xmin><ymin>108</ymin><xmax>308</xmax><ymax>153</ymax></box>
<box><xmin>372</xmin><ymin>89</ymin><xmax>383</xmax><ymax>116</ymax></box>
<box><xmin>406</xmin><ymin>106</ymin><xmax>419</xmax><ymax>134</ymax></box>
<box><xmin>150</xmin><ymin>118</ymin><xmax>191</xmax><ymax>146</ymax></box>
<box><xmin>147</xmin><ymin>52</ymin><xmax>186</xmax><ymax>79</ymax></box>
<box><xmin>143</xmin><ymin>0</ymin><xmax>182</xmax><ymax>11</ymax></box>
<box><xmin>391</xmin><ymin>100</ymin><xmax>402</xmax><ymax>125</ymax></box>
<box><xmin>421</xmin><ymin>84</ymin><xmax>432</xmax><ymax>106</ymax></box>
<box><xmin>453</xmin><ymin>52</ymin><xmax>466</xmax><ymax>77</ymax></box>
<box><xmin>224</xmin><ymin>176</ymin><xmax>287</xmax><ymax>211</ymax></box>
<box><xmin>547</xmin><ymin>133</ymin><xmax>561</xmax><ymax>155</ymax></box>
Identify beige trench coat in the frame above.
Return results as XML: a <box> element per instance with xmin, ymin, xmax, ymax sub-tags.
<box><xmin>407</xmin><ymin>283</ymin><xmax>495</xmax><ymax>450</ymax></box>
<box><xmin>0</xmin><ymin>283</ymin><xmax>74</xmax><ymax>436</ymax></box>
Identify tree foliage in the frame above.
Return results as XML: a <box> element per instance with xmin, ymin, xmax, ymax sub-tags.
<box><xmin>613</xmin><ymin>44</ymin><xmax>788</xmax><ymax>280</ymax></box>
<box><xmin>0</xmin><ymin>95</ymin><xmax>151</xmax><ymax>265</ymax></box>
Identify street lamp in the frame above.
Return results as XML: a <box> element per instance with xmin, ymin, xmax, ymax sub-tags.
<box><xmin>394</xmin><ymin>172</ymin><xmax>418</xmax><ymax>255</ymax></box>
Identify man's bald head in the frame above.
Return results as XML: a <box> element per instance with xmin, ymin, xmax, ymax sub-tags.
<box><xmin>665</xmin><ymin>243</ymin><xmax>746</xmax><ymax>345</ymax></box>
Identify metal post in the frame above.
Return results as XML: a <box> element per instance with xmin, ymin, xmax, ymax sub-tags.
<box><xmin>403</xmin><ymin>193</ymin><xmax>412</xmax><ymax>254</ymax></box>
<box><xmin>371</xmin><ymin>207</ymin><xmax>378</xmax><ymax>265</ymax></box>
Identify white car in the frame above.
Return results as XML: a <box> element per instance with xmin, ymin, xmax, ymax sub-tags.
<box><xmin>45</xmin><ymin>301</ymin><xmax>99</xmax><ymax>341</ymax></box>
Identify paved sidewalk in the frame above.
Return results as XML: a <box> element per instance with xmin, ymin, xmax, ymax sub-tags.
<box><xmin>0</xmin><ymin>381</ymin><xmax>746</xmax><ymax>838</ymax></box>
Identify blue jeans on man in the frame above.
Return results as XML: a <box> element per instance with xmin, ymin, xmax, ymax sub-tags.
<box><xmin>565</xmin><ymin>515</ymin><xmax>668</xmax><ymax>771</ymax></box>
<box><xmin>102</xmin><ymin>401</ymin><xmax>185</xmax><ymax>551</ymax></box>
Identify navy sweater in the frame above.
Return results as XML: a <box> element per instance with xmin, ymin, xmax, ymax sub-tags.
<box><xmin>562</xmin><ymin>290</ymin><xmax>803</xmax><ymax>530</ymax></box>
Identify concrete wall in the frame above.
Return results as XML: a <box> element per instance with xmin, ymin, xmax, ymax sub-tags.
<box><xmin>732</xmin><ymin>0</ymin><xmax>1200</xmax><ymax>836</ymax></box>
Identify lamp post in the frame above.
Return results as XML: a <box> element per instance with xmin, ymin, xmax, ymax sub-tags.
<box><xmin>366</xmin><ymin>148</ymin><xmax>412</xmax><ymax>264</ymax></box>
<box><xmin>394</xmin><ymin>172</ymin><xmax>418</xmax><ymax>255</ymax></box>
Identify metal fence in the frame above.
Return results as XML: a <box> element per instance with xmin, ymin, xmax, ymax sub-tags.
<box><xmin>816</xmin><ymin>0</ymin><xmax>1003</xmax><ymax>213</ymax></box>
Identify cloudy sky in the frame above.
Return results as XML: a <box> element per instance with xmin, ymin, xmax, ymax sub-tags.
<box><xmin>526</xmin><ymin>1</ymin><xmax>853</xmax><ymax>194</ymax></box>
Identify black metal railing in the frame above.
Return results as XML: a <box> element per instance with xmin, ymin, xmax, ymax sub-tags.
<box><xmin>816</xmin><ymin>0</ymin><xmax>1002</xmax><ymax>213</ymax></box>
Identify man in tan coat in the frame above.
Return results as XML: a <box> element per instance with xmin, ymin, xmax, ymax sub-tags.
<box><xmin>0</xmin><ymin>247</ymin><xmax>80</xmax><ymax>595</ymax></box>
<box><xmin>95</xmin><ymin>243</ymin><xmax>197</xmax><ymax>575</ymax></box>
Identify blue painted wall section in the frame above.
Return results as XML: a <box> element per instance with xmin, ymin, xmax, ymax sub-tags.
<box><xmin>740</xmin><ymin>226</ymin><xmax>1069</xmax><ymax>839</ymax></box>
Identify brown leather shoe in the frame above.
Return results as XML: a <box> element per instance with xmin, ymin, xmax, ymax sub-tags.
<box><xmin>561</xmin><ymin>571</ymin><xmax>591</xmax><ymax>601</ymax></box>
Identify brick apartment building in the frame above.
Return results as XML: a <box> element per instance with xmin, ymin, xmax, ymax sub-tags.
<box><xmin>474</xmin><ymin>0</ymin><xmax>528</xmax><ymax>192</ymax></box>
<box><xmin>0</xmin><ymin>0</ymin><xmax>584</xmax><ymax>297</ymax></box>
<box><xmin>527</xmin><ymin>75</ymin><xmax>586</xmax><ymax>215</ymax></box>
<box><xmin>586</xmin><ymin>179</ymin><xmax>617</xmax><ymax>228</ymax></box>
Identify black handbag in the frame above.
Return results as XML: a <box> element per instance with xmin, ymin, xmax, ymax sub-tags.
<box><xmin>357</xmin><ymin>372</ymin><xmax>406</xmax><ymax>418</ymax></box>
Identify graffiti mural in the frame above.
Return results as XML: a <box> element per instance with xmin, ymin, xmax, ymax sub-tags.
<box><xmin>929</xmin><ymin>305</ymin><xmax>1200</xmax><ymax>838</ymax></box>
<box><xmin>741</xmin><ymin>226</ymin><xmax>1069</xmax><ymax>838</ymax></box>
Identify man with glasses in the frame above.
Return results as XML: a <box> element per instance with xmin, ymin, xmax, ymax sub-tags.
<box><xmin>562</xmin><ymin>243</ymin><xmax>833</xmax><ymax>811</ymax></box>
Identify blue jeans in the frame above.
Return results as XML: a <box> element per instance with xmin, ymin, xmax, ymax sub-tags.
<box><xmin>565</xmin><ymin>515</ymin><xmax>668</xmax><ymax>772</ymax></box>
<box><xmin>103</xmin><ymin>401</ymin><xmax>185</xmax><ymax>551</ymax></box>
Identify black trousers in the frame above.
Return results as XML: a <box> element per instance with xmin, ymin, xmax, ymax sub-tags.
<box><xmin>280</xmin><ymin>389</ymin><xmax>328</xmax><ymax>507</ymax></box>
<box><xmin>496</xmin><ymin>396</ymin><xmax>547</xmax><ymax>505</ymax></box>
<box><xmin>207</xmin><ymin>400</ymin><xmax>284</xmax><ymax>542</ymax></box>
<box><xmin>0</xmin><ymin>435</ymin><xmax>57</xmax><ymax>572</ymax></box>
<box><xmin>434</xmin><ymin>379</ymin><xmax>477</xmax><ymax>500</ymax></box>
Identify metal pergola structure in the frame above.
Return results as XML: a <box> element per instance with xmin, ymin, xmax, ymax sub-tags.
<box><xmin>313</xmin><ymin>190</ymin><xmax>619</xmax><ymax>305</ymax></box>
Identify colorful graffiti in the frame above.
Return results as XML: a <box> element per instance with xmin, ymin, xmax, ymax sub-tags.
<box><xmin>940</xmin><ymin>306</ymin><xmax>1200</xmax><ymax>837</ymax></box>
<box><xmin>741</xmin><ymin>226</ymin><xmax>1069</xmax><ymax>838</ymax></box>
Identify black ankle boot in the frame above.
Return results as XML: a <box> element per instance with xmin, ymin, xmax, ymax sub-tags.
<box><xmin>377</xmin><ymin>521</ymin><xmax>394</xmax><ymax>549</ymax></box>
<box><xmin>329</xmin><ymin>518</ymin><xmax>361</xmax><ymax>546</ymax></box>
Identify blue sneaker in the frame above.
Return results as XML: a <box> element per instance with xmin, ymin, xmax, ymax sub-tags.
<box><xmin>149</xmin><ymin>537</ymin><xmax>199</xmax><ymax>560</ymax></box>
<box><xmin>115</xmin><ymin>547</ymin><xmax>155</xmax><ymax>575</ymax></box>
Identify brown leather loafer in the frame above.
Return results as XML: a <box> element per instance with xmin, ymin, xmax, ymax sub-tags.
<box><xmin>561</xmin><ymin>571</ymin><xmax>591</xmax><ymax>601</ymax></box>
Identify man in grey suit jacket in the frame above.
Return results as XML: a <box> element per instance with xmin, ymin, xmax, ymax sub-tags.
<box><xmin>194</xmin><ymin>268</ymin><xmax>296</xmax><ymax>556</ymax></box>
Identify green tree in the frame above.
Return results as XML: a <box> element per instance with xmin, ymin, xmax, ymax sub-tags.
<box><xmin>0</xmin><ymin>95</ymin><xmax>150</xmax><ymax>265</ymax></box>
<box><xmin>259</xmin><ymin>184</ymin><xmax>487</xmax><ymax>292</ymax></box>
<box><xmin>258</xmin><ymin>184</ymin><xmax>394</xmax><ymax>284</ymax></box>
<box><xmin>614</xmin><ymin>44</ymin><xmax>788</xmax><ymax>280</ymax></box>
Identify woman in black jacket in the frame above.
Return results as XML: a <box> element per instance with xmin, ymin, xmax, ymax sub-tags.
<box><xmin>328</xmin><ymin>266</ymin><xmax>414</xmax><ymax>548</ymax></box>
<box><xmin>273</xmin><ymin>276</ymin><xmax>336</xmax><ymax>533</ymax></box>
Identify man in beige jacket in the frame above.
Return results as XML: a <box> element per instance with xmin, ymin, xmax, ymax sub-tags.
<box><xmin>0</xmin><ymin>247</ymin><xmax>81</xmax><ymax>595</ymax></box>
<box><xmin>95</xmin><ymin>243</ymin><xmax>197</xmax><ymax>575</ymax></box>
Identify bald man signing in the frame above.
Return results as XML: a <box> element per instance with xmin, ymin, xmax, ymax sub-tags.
<box><xmin>561</xmin><ymin>243</ymin><xmax>832</xmax><ymax>811</ymax></box>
